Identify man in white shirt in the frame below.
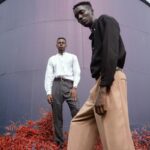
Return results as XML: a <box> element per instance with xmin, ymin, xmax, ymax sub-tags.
<box><xmin>44</xmin><ymin>37</ymin><xmax>81</xmax><ymax>148</ymax></box>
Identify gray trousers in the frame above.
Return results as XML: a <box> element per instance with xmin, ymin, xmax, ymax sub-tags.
<box><xmin>51</xmin><ymin>79</ymin><xmax>79</xmax><ymax>145</ymax></box>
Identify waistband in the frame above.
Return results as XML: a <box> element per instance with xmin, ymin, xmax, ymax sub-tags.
<box><xmin>54</xmin><ymin>77</ymin><xmax>73</xmax><ymax>83</ymax></box>
<box><xmin>116</xmin><ymin>67</ymin><xmax>122</xmax><ymax>71</ymax></box>
<box><xmin>96</xmin><ymin>67</ymin><xmax>123</xmax><ymax>80</ymax></box>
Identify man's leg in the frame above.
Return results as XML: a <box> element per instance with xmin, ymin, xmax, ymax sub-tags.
<box><xmin>67</xmin><ymin>83</ymin><xmax>100</xmax><ymax>150</ymax></box>
<box><xmin>52</xmin><ymin>80</ymin><xmax>64</xmax><ymax>145</ymax></box>
<box><xmin>95</xmin><ymin>70</ymin><xmax>135</xmax><ymax>150</ymax></box>
<box><xmin>63</xmin><ymin>80</ymin><xmax>79</xmax><ymax>117</ymax></box>
<box><xmin>66</xmin><ymin>100</ymin><xmax>79</xmax><ymax>117</ymax></box>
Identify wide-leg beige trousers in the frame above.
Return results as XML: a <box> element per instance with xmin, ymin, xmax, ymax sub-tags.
<box><xmin>67</xmin><ymin>70</ymin><xmax>135</xmax><ymax>150</ymax></box>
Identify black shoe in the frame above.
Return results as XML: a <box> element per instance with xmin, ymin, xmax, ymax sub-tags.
<box><xmin>55</xmin><ymin>142</ymin><xmax>64</xmax><ymax>150</ymax></box>
<box><xmin>59</xmin><ymin>144</ymin><xmax>64</xmax><ymax>149</ymax></box>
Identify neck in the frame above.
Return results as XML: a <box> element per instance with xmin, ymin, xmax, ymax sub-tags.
<box><xmin>58</xmin><ymin>51</ymin><xmax>64</xmax><ymax>55</ymax></box>
<box><xmin>89</xmin><ymin>17</ymin><xmax>96</xmax><ymax>29</ymax></box>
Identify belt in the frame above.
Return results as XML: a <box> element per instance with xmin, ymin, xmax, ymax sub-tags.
<box><xmin>54</xmin><ymin>77</ymin><xmax>73</xmax><ymax>83</ymax></box>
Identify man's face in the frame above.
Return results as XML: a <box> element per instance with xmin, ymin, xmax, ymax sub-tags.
<box><xmin>73</xmin><ymin>5</ymin><xmax>94</xmax><ymax>27</ymax></box>
<box><xmin>56</xmin><ymin>38</ymin><xmax>67</xmax><ymax>53</ymax></box>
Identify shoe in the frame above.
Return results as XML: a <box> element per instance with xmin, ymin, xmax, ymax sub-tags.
<box><xmin>58</xmin><ymin>144</ymin><xmax>64</xmax><ymax>149</ymax></box>
<box><xmin>55</xmin><ymin>142</ymin><xmax>64</xmax><ymax>150</ymax></box>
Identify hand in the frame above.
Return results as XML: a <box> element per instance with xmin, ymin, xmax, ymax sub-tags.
<box><xmin>47</xmin><ymin>94</ymin><xmax>53</xmax><ymax>104</ymax></box>
<box><xmin>95</xmin><ymin>87</ymin><xmax>108</xmax><ymax>116</ymax></box>
<box><xmin>70</xmin><ymin>87</ymin><xmax>77</xmax><ymax>101</ymax></box>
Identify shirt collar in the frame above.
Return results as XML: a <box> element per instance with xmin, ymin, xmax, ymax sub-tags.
<box><xmin>57</xmin><ymin>52</ymin><xmax>66</xmax><ymax>56</ymax></box>
<box><xmin>89</xmin><ymin>19</ymin><xmax>97</xmax><ymax>40</ymax></box>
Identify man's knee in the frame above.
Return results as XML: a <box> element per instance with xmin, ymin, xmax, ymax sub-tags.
<box><xmin>71</xmin><ymin>108</ymin><xmax>79</xmax><ymax>117</ymax></box>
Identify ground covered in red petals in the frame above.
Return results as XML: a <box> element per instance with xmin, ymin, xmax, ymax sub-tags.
<box><xmin>0</xmin><ymin>111</ymin><xmax>149</xmax><ymax>150</ymax></box>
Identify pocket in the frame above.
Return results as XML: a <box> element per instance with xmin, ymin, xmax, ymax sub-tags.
<box><xmin>91</xmin><ymin>86</ymin><xmax>102</xmax><ymax>104</ymax></box>
<box><xmin>115</xmin><ymin>70</ymin><xmax>127</xmax><ymax>81</ymax></box>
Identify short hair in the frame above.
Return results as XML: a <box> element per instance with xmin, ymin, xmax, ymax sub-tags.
<box><xmin>57</xmin><ymin>37</ymin><xmax>66</xmax><ymax>42</ymax></box>
<box><xmin>73</xmin><ymin>1</ymin><xmax>92</xmax><ymax>10</ymax></box>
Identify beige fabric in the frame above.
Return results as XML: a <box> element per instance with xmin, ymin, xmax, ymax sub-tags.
<box><xmin>67</xmin><ymin>70</ymin><xmax>135</xmax><ymax>150</ymax></box>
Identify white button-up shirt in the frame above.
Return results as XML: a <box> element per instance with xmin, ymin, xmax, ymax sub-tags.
<box><xmin>44</xmin><ymin>52</ymin><xmax>81</xmax><ymax>95</ymax></box>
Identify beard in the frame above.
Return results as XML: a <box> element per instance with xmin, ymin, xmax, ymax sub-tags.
<box><xmin>58</xmin><ymin>48</ymin><xmax>65</xmax><ymax>54</ymax></box>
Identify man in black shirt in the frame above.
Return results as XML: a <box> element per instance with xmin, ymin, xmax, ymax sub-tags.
<box><xmin>67</xmin><ymin>1</ymin><xmax>135</xmax><ymax>150</ymax></box>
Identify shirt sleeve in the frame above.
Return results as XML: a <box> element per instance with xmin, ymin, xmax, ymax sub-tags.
<box><xmin>44</xmin><ymin>58</ymin><xmax>54</xmax><ymax>95</ymax></box>
<box><xmin>100</xmin><ymin>16</ymin><xmax>120</xmax><ymax>87</ymax></box>
<box><xmin>72</xmin><ymin>55</ymin><xmax>81</xmax><ymax>88</ymax></box>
